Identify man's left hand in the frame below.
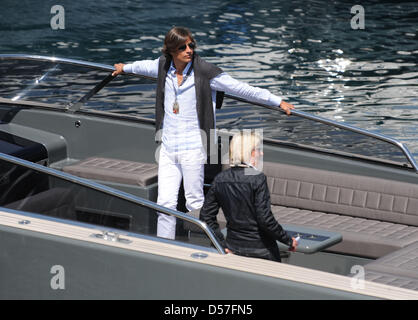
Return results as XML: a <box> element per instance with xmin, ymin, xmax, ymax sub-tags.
<box><xmin>280</xmin><ymin>100</ymin><xmax>294</xmax><ymax>115</ymax></box>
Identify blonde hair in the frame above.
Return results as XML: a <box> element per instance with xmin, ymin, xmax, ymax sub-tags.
<box><xmin>229</xmin><ymin>131</ymin><xmax>262</xmax><ymax>166</ymax></box>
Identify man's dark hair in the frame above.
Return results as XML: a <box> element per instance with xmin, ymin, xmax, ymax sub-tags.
<box><xmin>162</xmin><ymin>26</ymin><xmax>196</xmax><ymax>58</ymax></box>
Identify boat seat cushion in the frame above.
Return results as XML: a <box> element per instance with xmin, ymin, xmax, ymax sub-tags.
<box><xmin>362</xmin><ymin>242</ymin><xmax>418</xmax><ymax>291</ymax></box>
<box><xmin>271</xmin><ymin>205</ymin><xmax>418</xmax><ymax>258</ymax></box>
<box><xmin>363</xmin><ymin>270</ymin><xmax>418</xmax><ymax>291</ymax></box>
<box><xmin>263</xmin><ymin>162</ymin><xmax>418</xmax><ymax>227</ymax></box>
<box><xmin>63</xmin><ymin>157</ymin><xmax>158</xmax><ymax>187</ymax></box>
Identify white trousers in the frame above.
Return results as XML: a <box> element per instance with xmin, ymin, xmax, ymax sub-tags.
<box><xmin>156</xmin><ymin>144</ymin><xmax>206</xmax><ymax>240</ymax></box>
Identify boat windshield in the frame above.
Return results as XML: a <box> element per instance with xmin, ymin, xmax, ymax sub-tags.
<box><xmin>82</xmin><ymin>73</ymin><xmax>156</xmax><ymax>118</ymax></box>
<box><xmin>0</xmin><ymin>152</ymin><xmax>223</xmax><ymax>253</ymax></box>
<box><xmin>0</xmin><ymin>57</ymin><xmax>111</xmax><ymax>107</ymax></box>
<box><xmin>0</xmin><ymin>55</ymin><xmax>416</xmax><ymax>171</ymax></box>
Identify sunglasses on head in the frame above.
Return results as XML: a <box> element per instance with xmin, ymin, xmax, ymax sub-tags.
<box><xmin>177</xmin><ymin>42</ymin><xmax>196</xmax><ymax>51</ymax></box>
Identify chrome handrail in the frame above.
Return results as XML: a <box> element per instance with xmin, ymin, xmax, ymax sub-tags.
<box><xmin>223</xmin><ymin>93</ymin><xmax>418</xmax><ymax>173</ymax></box>
<box><xmin>1</xmin><ymin>54</ymin><xmax>416</xmax><ymax>172</ymax></box>
<box><xmin>0</xmin><ymin>54</ymin><xmax>155</xmax><ymax>81</ymax></box>
<box><xmin>0</xmin><ymin>152</ymin><xmax>226</xmax><ymax>254</ymax></box>
<box><xmin>0</xmin><ymin>54</ymin><xmax>114</xmax><ymax>72</ymax></box>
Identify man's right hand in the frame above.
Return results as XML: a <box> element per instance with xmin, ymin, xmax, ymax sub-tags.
<box><xmin>112</xmin><ymin>63</ymin><xmax>125</xmax><ymax>77</ymax></box>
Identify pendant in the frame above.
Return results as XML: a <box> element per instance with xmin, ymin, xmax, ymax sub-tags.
<box><xmin>173</xmin><ymin>101</ymin><xmax>179</xmax><ymax>114</ymax></box>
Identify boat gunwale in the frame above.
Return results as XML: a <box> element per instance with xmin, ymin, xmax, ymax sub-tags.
<box><xmin>1</xmin><ymin>208</ymin><xmax>417</xmax><ymax>300</ymax></box>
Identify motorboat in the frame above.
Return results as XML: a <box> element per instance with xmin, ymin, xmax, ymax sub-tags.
<box><xmin>0</xmin><ymin>54</ymin><xmax>417</xmax><ymax>299</ymax></box>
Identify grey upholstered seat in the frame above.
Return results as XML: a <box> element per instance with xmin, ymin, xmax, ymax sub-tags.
<box><xmin>361</xmin><ymin>242</ymin><xmax>418</xmax><ymax>291</ymax></box>
<box><xmin>364</xmin><ymin>242</ymin><xmax>418</xmax><ymax>278</ymax></box>
<box><xmin>63</xmin><ymin>157</ymin><xmax>158</xmax><ymax>187</ymax></box>
<box><xmin>263</xmin><ymin>162</ymin><xmax>418</xmax><ymax>226</ymax></box>
<box><xmin>271</xmin><ymin>205</ymin><xmax>418</xmax><ymax>258</ymax></box>
<box><xmin>262</xmin><ymin>161</ymin><xmax>418</xmax><ymax>258</ymax></box>
<box><xmin>363</xmin><ymin>271</ymin><xmax>418</xmax><ymax>291</ymax></box>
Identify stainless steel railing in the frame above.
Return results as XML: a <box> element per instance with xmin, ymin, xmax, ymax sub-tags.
<box><xmin>223</xmin><ymin>93</ymin><xmax>418</xmax><ymax>173</ymax></box>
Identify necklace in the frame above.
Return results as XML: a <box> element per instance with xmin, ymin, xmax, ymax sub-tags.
<box><xmin>171</xmin><ymin>63</ymin><xmax>193</xmax><ymax>114</ymax></box>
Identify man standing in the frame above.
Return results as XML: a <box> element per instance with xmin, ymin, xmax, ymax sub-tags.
<box><xmin>112</xmin><ymin>26</ymin><xmax>294</xmax><ymax>240</ymax></box>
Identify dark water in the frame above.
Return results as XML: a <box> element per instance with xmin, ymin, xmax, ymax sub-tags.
<box><xmin>1</xmin><ymin>0</ymin><xmax>417</xmax><ymax>160</ymax></box>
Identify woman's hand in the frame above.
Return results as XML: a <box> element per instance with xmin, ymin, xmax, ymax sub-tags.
<box><xmin>290</xmin><ymin>237</ymin><xmax>298</xmax><ymax>252</ymax></box>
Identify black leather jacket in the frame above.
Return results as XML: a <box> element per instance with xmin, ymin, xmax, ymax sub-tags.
<box><xmin>200</xmin><ymin>166</ymin><xmax>292</xmax><ymax>251</ymax></box>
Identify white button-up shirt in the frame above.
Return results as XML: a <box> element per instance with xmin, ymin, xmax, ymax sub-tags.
<box><xmin>123</xmin><ymin>57</ymin><xmax>282</xmax><ymax>153</ymax></box>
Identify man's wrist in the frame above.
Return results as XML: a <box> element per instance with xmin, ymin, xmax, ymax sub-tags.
<box><xmin>122</xmin><ymin>64</ymin><xmax>132</xmax><ymax>73</ymax></box>
<box><xmin>268</xmin><ymin>94</ymin><xmax>282</xmax><ymax>107</ymax></box>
